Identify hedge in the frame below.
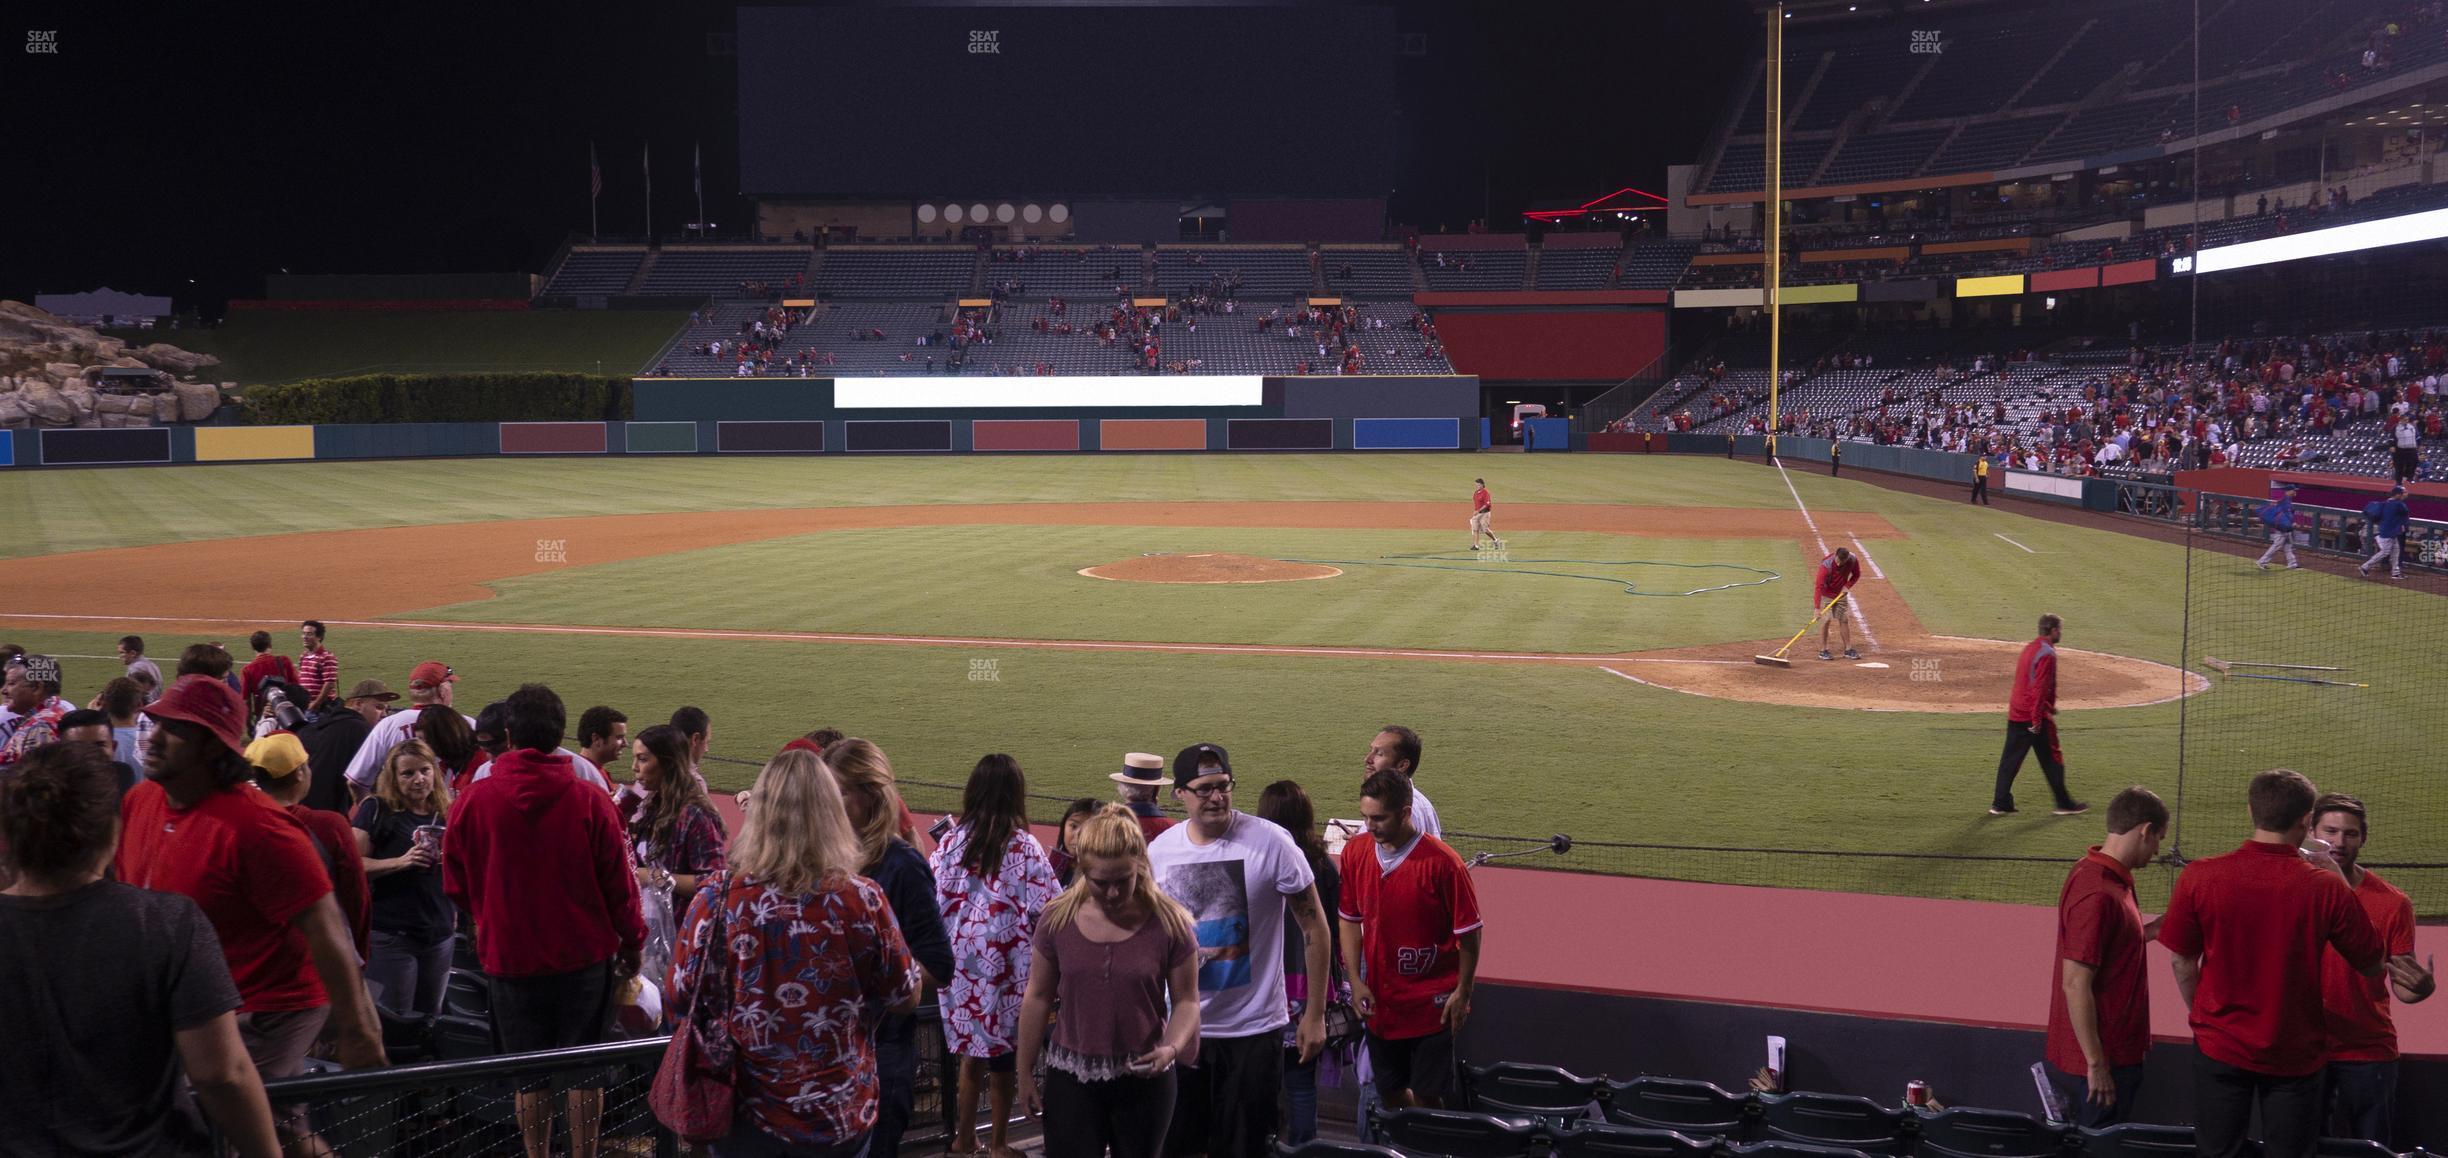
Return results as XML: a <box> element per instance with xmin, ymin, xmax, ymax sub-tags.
<box><xmin>239</xmin><ymin>373</ymin><xmax>632</xmax><ymax>425</ymax></box>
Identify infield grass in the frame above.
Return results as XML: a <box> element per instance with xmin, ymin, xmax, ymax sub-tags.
<box><xmin>6</xmin><ymin>454</ymin><xmax>2439</xmax><ymax>909</ymax></box>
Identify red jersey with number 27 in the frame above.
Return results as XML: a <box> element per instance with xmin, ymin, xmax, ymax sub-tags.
<box><xmin>1338</xmin><ymin>834</ymin><xmax>1482</xmax><ymax>1041</ymax></box>
<box><xmin>1815</xmin><ymin>553</ymin><xmax>1860</xmax><ymax>600</ymax></box>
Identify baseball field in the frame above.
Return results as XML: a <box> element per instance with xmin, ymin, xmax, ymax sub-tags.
<box><xmin>5</xmin><ymin>452</ymin><xmax>2437</xmax><ymax>908</ymax></box>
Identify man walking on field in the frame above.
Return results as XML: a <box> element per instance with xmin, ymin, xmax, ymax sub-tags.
<box><xmin>1992</xmin><ymin>613</ymin><xmax>2088</xmax><ymax>817</ymax></box>
<box><xmin>1815</xmin><ymin>547</ymin><xmax>1861</xmax><ymax>661</ymax></box>
<box><xmin>1468</xmin><ymin>478</ymin><xmax>1501</xmax><ymax>551</ymax></box>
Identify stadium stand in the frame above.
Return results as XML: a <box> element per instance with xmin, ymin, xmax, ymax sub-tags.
<box><xmin>1533</xmin><ymin>244</ymin><xmax>1627</xmax><ymax>291</ymax></box>
<box><xmin>1153</xmin><ymin>247</ymin><xmax>1315</xmax><ymax>298</ymax></box>
<box><xmin>1322</xmin><ymin>246</ymin><xmax>1422</xmax><ymax>297</ymax></box>
<box><xmin>1816</xmin><ymin>128</ymin><xmax>1954</xmax><ymax>186</ymax></box>
<box><xmin>813</xmin><ymin>246</ymin><xmax>982</xmax><ymax>300</ymax></box>
<box><xmin>538</xmin><ymin>248</ymin><xmax>646</xmax><ymax>297</ymax></box>
<box><xmin>984</xmin><ymin>246</ymin><xmax>1145</xmax><ymax>299</ymax></box>
<box><xmin>635</xmin><ymin>246</ymin><xmax>813</xmax><ymax>297</ymax></box>
<box><xmin>1420</xmin><ymin>248</ymin><xmax>1530</xmax><ymax>292</ymax></box>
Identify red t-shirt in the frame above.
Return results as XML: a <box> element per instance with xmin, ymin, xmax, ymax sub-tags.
<box><xmin>239</xmin><ymin>653</ymin><xmax>299</xmax><ymax>705</ymax></box>
<box><xmin>117</xmin><ymin>782</ymin><xmax>334</xmax><ymax>1012</ymax></box>
<box><xmin>1472</xmin><ymin>486</ymin><xmax>1491</xmax><ymax>514</ymax></box>
<box><xmin>1337</xmin><ymin>833</ymin><xmax>1482</xmax><ymax>1041</ymax></box>
<box><xmin>2045</xmin><ymin>849</ymin><xmax>2151</xmax><ymax>1072</ymax></box>
<box><xmin>2158</xmin><ymin>840</ymin><xmax>2385</xmax><ymax>1076</ymax></box>
<box><xmin>2322</xmin><ymin>869</ymin><xmax>2417</xmax><ymax>1061</ymax></box>
<box><xmin>2008</xmin><ymin>638</ymin><xmax>2057</xmax><ymax>724</ymax></box>
<box><xmin>290</xmin><ymin>803</ymin><xmax>372</xmax><ymax>963</ymax></box>
<box><xmin>1814</xmin><ymin>553</ymin><xmax>1860</xmax><ymax>600</ymax></box>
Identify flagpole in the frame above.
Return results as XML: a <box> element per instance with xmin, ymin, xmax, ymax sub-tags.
<box><xmin>589</xmin><ymin>141</ymin><xmax>600</xmax><ymax>241</ymax></box>
<box><xmin>695</xmin><ymin>141</ymin><xmax>705</xmax><ymax>236</ymax></box>
<box><xmin>644</xmin><ymin>142</ymin><xmax>653</xmax><ymax>241</ymax></box>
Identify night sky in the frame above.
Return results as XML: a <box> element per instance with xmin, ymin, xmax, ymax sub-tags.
<box><xmin>5</xmin><ymin>1</ymin><xmax>1754</xmax><ymax>312</ymax></box>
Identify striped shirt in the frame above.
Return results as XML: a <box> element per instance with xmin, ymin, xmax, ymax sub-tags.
<box><xmin>297</xmin><ymin>648</ymin><xmax>339</xmax><ymax>702</ymax></box>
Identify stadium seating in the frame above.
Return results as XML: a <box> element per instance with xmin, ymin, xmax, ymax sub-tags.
<box><xmin>1928</xmin><ymin>117</ymin><xmax>2060</xmax><ymax>173</ymax></box>
<box><xmin>1535</xmin><ymin>246</ymin><xmax>1626</xmax><ymax>291</ymax></box>
<box><xmin>1599</xmin><ymin>1077</ymin><xmax>1754</xmax><ymax>1136</ymax></box>
<box><xmin>1421</xmin><ymin>250</ymin><xmax>1529</xmax><ymax>292</ymax></box>
<box><xmin>637</xmin><ymin>247</ymin><xmax>813</xmax><ymax>297</ymax></box>
<box><xmin>1891</xmin><ymin>19</ymin><xmax>2090</xmax><ymax>121</ymax></box>
<box><xmin>1323</xmin><ymin>247</ymin><xmax>1421</xmax><ymax>297</ymax></box>
<box><xmin>1550</xmin><ymin>1123</ymin><xmax>1722</xmax><ymax>1158</ymax></box>
<box><xmin>1817</xmin><ymin>129</ymin><xmax>1952</xmax><ymax>186</ymax></box>
<box><xmin>1913</xmin><ymin>1107</ymin><xmax>2067</xmax><ymax>1158</ymax></box>
<box><xmin>1154</xmin><ymin>247</ymin><xmax>1315</xmax><ymax>297</ymax></box>
<box><xmin>539</xmin><ymin>248</ymin><xmax>645</xmax><ymax>297</ymax></box>
<box><xmin>1462</xmin><ymin>1061</ymin><xmax>1604</xmax><ymax>1125</ymax></box>
<box><xmin>984</xmin><ymin>246</ymin><xmax>1143</xmax><ymax>298</ymax></box>
<box><xmin>1371</xmin><ymin>1107</ymin><xmax>1543</xmax><ymax>1158</ymax></box>
<box><xmin>815</xmin><ymin>247</ymin><xmax>981</xmax><ymax>300</ymax></box>
<box><xmin>1728</xmin><ymin>1143</ymin><xmax>1881</xmax><ymax>1158</ymax></box>
<box><xmin>1280</xmin><ymin>1143</ymin><xmax>1409</xmax><ymax>1158</ymax></box>
<box><xmin>1753</xmin><ymin>1092</ymin><xmax>1910</xmax><ymax>1154</ymax></box>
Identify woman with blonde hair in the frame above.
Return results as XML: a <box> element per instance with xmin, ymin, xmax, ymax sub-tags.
<box><xmin>667</xmin><ymin>747</ymin><xmax>923</xmax><ymax>1157</ymax></box>
<box><xmin>1016</xmin><ymin>805</ymin><xmax>1200</xmax><ymax>1158</ymax></box>
<box><xmin>930</xmin><ymin>754</ymin><xmax>1060</xmax><ymax>1158</ymax></box>
<box><xmin>350</xmin><ymin>739</ymin><xmax>456</xmax><ymax>1016</ymax></box>
<box><xmin>824</xmin><ymin>737</ymin><xmax>953</xmax><ymax>1158</ymax></box>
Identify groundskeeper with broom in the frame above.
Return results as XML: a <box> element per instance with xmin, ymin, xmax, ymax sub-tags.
<box><xmin>1815</xmin><ymin>547</ymin><xmax>1862</xmax><ymax>661</ymax></box>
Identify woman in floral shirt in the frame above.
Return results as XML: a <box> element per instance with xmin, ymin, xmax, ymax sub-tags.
<box><xmin>623</xmin><ymin>725</ymin><xmax>726</xmax><ymax>906</ymax></box>
<box><xmin>931</xmin><ymin>754</ymin><xmax>1059</xmax><ymax>1157</ymax></box>
<box><xmin>666</xmin><ymin>747</ymin><xmax>921</xmax><ymax>1157</ymax></box>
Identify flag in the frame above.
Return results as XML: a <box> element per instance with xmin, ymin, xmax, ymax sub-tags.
<box><xmin>589</xmin><ymin>141</ymin><xmax>601</xmax><ymax>199</ymax></box>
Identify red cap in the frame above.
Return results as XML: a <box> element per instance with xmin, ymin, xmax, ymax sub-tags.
<box><xmin>143</xmin><ymin>675</ymin><xmax>250</xmax><ymax>754</ymax></box>
<box><xmin>409</xmin><ymin>661</ymin><xmax>457</xmax><ymax>688</ymax></box>
<box><xmin>780</xmin><ymin>737</ymin><xmax>826</xmax><ymax>757</ymax></box>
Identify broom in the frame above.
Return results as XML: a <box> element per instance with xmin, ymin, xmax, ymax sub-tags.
<box><xmin>1755</xmin><ymin>593</ymin><xmax>1847</xmax><ymax>668</ymax></box>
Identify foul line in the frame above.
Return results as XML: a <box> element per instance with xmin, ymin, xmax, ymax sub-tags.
<box><xmin>0</xmin><ymin>611</ymin><xmax>1754</xmax><ymax>667</ymax></box>
<box><xmin>1994</xmin><ymin>533</ymin><xmax>2036</xmax><ymax>554</ymax></box>
<box><xmin>1776</xmin><ymin>459</ymin><xmax>1878</xmax><ymax>649</ymax></box>
<box><xmin>1846</xmin><ymin>533</ymin><xmax>1885</xmax><ymax>580</ymax></box>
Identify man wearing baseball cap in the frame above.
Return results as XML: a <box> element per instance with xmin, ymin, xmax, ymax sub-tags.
<box><xmin>2258</xmin><ymin>486</ymin><xmax>2303</xmax><ymax>570</ymax></box>
<box><xmin>249</xmin><ymin>733</ymin><xmax>372</xmax><ymax>963</ymax></box>
<box><xmin>1109</xmin><ymin>751</ymin><xmax>1175</xmax><ymax>845</ymax></box>
<box><xmin>296</xmin><ymin>679</ymin><xmax>398</xmax><ymax>816</ymax></box>
<box><xmin>343</xmin><ymin>661</ymin><xmax>470</xmax><ymax>803</ymax></box>
<box><xmin>1147</xmin><ymin>742</ymin><xmax>1330</xmax><ymax>1158</ymax></box>
<box><xmin>115</xmin><ymin>676</ymin><xmax>388</xmax><ymax>1147</ymax></box>
<box><xmin>2361</xmin><ymin>485</ymin><xmax>2411</xmax><ymax>581</ymax></box>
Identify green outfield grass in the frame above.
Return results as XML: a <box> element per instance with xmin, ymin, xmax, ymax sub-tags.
<box><xmin>103</xmin><ymin>309</ymin><xmax>687</xmax><ymax>385</ymax></box>
<box><xmin>5</xmin><ymin>454</ymin><xmax>2438</xmax><ymax>909</ymax></box>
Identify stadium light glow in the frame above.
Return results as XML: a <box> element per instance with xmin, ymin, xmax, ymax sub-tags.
<box><xmin>834</xmin><ymin>376</ymin><xmax>1263</xmax><ymax>409</ymax></box>
<box><xmin>2193</xmin><ymin>206</ymin><xmax>2448</xmax><ymax>274</ymax></box>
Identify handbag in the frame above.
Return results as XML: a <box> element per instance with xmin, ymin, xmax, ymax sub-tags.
<box><xmin>650</xmin><ymin>874</ymin><xmax>738</xmax><ymax>1142</ymax></box>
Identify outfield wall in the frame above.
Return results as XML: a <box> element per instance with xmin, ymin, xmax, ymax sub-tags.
<box><xmin>0</xmin><ymin>375</ymin><xmax>1479</xmax><ymax>466</ymax></box>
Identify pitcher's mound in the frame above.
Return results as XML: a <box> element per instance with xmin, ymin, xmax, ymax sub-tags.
<box><xmin>1081</xmin><ymin>553</ymin><xmax>1343</xmax><ymax>585</ymax></box>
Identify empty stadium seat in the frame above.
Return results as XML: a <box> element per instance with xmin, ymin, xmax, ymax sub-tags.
<box><xmin>1280</xmin><ymin>1142</ymin><xmax>1411</xmax><ymax>1158</ymax></box>
<box><xmin>1601</xmin><ymin>1076</ymin><xmax>1754</xmax><ymax>1136</ymax></box>
<box><xmin>1463</xmin><ymin>1061</ymin><xmax>1604</xmax><ymax>1124</ymax></box>
<box><xmin>443</xmin><ymin>970</ymin><xmax>491</xmax><ymax>1020</ymax></box>
<box><xmin>2073</xmin><ymin>1124</ymin><xmax>2219</xmax><ymax>1158</ymax></box>
<box><xmin>1552</xmin><ymin>1123</ymin><xmax>1721</xmax><ymax>1158</ymax></box>
<box><xmin>1730</xmin><ymin>1142</ymin><xmax>1883</xmax><ymax>1158</ymax></box>
<box><xmin>1371</xmin><ymin>1107</ymin><xmax>1544</xmax><ymax>1158</ymax></box>
<box><xmin>2317</xmin><ymin>1141</ymin><xmax>2395</xmax><ymax>1158</ymax></box>
<box><xmin>1754</xmin><ymin>1092</ymin><xmax>1909</xmax><ymax>1154</ymax></box>
<box><xmin>1914</xmin><ymin>1107</ymin><xmax>2067</xmax><ymax>1158</ymax></box>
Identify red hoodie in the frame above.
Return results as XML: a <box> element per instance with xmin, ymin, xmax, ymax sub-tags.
<box><xmin>442</xmin><ymin>748</ymin><xmax>644</xmax><ymax>978</ymax></box>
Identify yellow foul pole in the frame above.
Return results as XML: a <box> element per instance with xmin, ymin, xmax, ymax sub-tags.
<box><xmin>1764</xmin><ymin>4</ymin><xmax>1784</xmax><ymax>457</ymax></box>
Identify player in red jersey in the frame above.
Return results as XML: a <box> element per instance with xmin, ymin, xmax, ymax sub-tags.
<box><xmin>1338</xmin><ymin>769</ymin><xmax>1481</xmax><ymax>1110</ymax></box>
<box><xmin>1815</xmin><ymin>547</ymin><xmax>1862</xmax><ymax>661</ymax></box>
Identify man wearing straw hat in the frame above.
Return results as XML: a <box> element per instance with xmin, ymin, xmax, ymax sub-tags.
<box><xmin>1110</xmin><ymin>751</ymin><xmax>1176</xmax><ymax>844</ymax></box>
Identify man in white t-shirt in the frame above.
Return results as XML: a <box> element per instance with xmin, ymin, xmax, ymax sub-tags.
<box><xmin>343</xmin><ymin>660</ymin><xmax>471</xmax><ymax>801</ymax></box>
<box><xmin>1364</xmin><ymin>724</ymin><xmax>1440</xmax><ymax>837</ymax></box>
<box><xmin>1149</xmin><ymin>743</ymin><xmax>1329</xmax><ymax>1158</ymax></box>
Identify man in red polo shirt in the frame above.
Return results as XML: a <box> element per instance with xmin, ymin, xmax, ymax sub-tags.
<box><xmin>1814</xmin><ymin>547</ymin><xmax>1861</xmax><ymax>661</ymax></box>
<box><xmin>1338</xmin><ymin>769</ymin><xmax>1481</xmax><ymax>1111</ymax></box>
<box><xmin>2310</xmin><ymin>793</ymin><xmax>2436</xmax><ymax>1145</ymax></box>
<box><xmin>115</xmin><ymin>675</ymin><xmax>387</xmax><ymax>1149</ymax></box>
<box><xmin>1468</xmin><ymin>478</ymin><xmax>1500</xmax><ymax>552</ymax></box>
<box><xmin>2159</xmin><ymin>770</ymin><xmax>2386</xmax><ymax>1158</ymax></box>
<box><xmin>1993</xmin><ymin>613</ymin><xmax>2087</xmax><ymax>817</ymax></box>
<box><xmin>2044</xmin><ymin>786</ymin><xmax>2169</xmax><ymax>1126</ymax></box>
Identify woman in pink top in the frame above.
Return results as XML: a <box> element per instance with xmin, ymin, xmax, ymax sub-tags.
<box><xmin>1015</xmin><ymin>805</ymin><xmax>1201</xmax><ymax>1158</ymax></box>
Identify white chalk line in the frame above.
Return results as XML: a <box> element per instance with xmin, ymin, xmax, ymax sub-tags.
<box><xmin>1846</xmin><ymin>533</ymin><xmax>1885</xmax><ymax>580</ymax></box>
<box><xmin>0</xmin><ymin>610</ymin><xmax>1752</xmax><ymax>667</ymax></box>
<box><xmin>1777</xmin><ymin>459</ymin><xmax>1878</xmax><ymax>649</ymax></box>
<box><xmin>1994</xmin><ymin>533</ymin><xmax>2036</xmax><ymax>554</ymax></box>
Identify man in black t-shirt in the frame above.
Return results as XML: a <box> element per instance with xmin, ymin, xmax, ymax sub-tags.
<box><xmin>295</xmin><ymin>679</ymin><xmax>397</xmax><ymax>815</ymax></box>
